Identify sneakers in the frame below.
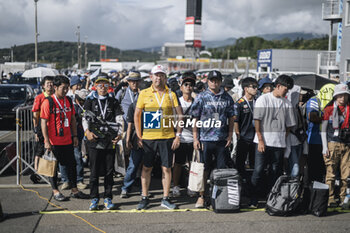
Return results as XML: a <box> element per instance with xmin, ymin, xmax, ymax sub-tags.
<box><xmin>77</xmin><ymin>182</ymin><xmax>88</xmax><ymax>190</ymax></box>
<box><xmin>195</xmin><ymin>196</ymin><xmax>205</xmax><ymax>208</ymax></box>
<box><xmin>137</xmin><ymin>197</ymin><xmax>150</xmax><ymax>210</ymax></box>
<box><xmin>172</xmin><ymin>186</ymin><xmax>181</xmax><ymax>197</ymax></box>
<box><xmin>161</xmin><ymin>197</ymin><xmax>177</xmax><ymax>210</ymax></box>
<box><xmin>53</xmin><ymin>193</ymin><xmax>68</xmax><ymax>202</ymax></box>
<box><xmin>120</xmin><ymin>189</ymin><xmax>129</xmax><ymax>198</ymax></box>
<box><xmin>249</xmin><ymin>198</ymin><xmax>258</xmax><ymax>209</ymax></box>
<box><xmin>61</xmin><ymin>182</ymin><xmax>70</xmax><ymax>190</ymax></box>
<box><xmin>104</xmin><ymin>198</ymin><xmax>116</xmax><ymax>210</ymax></box>
<box><xmin>70</xmin><ymin>191</ymin><xmax>90</xmax><ymax>199</ymax></box>
<box><xmin>89</xmin><ymin>198</ymin><xmax>99</xmax><ymax>211</ymax></box>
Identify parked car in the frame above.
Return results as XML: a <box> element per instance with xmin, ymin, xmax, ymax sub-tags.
<box><xmin>0</xmin><ymin>84</ymin><xmax>34</xmax><ymax>129</ymax></box>
<box><xmin>8</xmin><ymin>73</ymin><xmax>41</xmax><ymax>94</ymax></box>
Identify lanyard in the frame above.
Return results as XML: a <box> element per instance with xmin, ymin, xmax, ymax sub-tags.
<box><xmin>76</xmin><ymin>102</ymin><xmax>84</xmax><ymax>111</ymax></box>
<box><xmin>154</xmin><ymin>91</ymin><xmax>166</xmax><ymax>110</ymax></box>
<box><xmin>210</xmin><ymin>94</ymin><xmax>222</xmax><ymax>113</ymax></box>
<box><xmin>53</xmin><ymin>94</ymin><xmax>67</xmax><ymax>119</ymax></box>
<box><xmin>97</xmin><ymin>98</ymin><xmax>108</xmax><ymax>120</ymax></box>
<box><xmin>243</xmin><ymin>96</ymin><xmax>255</xmax><ymax>113</ymax></box>
<box><xmin>128</xmin><ymin>88</ymin><xmax>137</xmax><ymax>104</ymax></box>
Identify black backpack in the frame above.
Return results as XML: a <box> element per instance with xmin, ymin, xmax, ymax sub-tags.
<box><xmin>308</xmin><ymin>181</ymin><xmax>329</xmax><ymax>217</ymax></box>
<box><xmin>266</xmin><ymin>175</ymin><xmax>303</xmax><ymax>216</ymax></box>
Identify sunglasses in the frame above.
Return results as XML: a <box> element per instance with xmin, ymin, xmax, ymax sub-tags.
<box><xmin>183</xmin><ymin>83</ymin><xmax>194</xmax><ymax>87</ymax></box>
<box><xmin>96</xmin><ymin>84</ymin><xmax>109</xmax><ymax>88</ymax></box>
<box><xmin>249</xmin><ymin>85</ymin><xmax>258</xmax><ymax>89</ymax></box>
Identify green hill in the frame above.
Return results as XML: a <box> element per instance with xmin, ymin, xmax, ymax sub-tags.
<box><xmin>208</xmin><ymin>36</ymin><xmax>336</xmax><ymax>59</ymax></box>
<box><xmin>0</xmin><ymin>41</ymin><xmax>160</xmax><ymax>69</ymax></box>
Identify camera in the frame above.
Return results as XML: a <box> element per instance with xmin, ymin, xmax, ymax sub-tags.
<box><xmin>339</xmin><ymin>128</ymin><xmax>350</xmax><ymax>142</ymax></box>
<box><xmin>59</xmin><ymin>128</ymin><xmax>64</xmax><ymax>137</ymax></box>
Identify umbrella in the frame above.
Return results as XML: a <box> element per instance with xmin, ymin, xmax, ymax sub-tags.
<box><xmin>22</xmin><ymin>67</ymin><xmax>59</xmax><ymax>78</ymax></box>
<box><xmin>291</xmin><ymin>74</ymin><xmax>338</xmax><ymax>90</ymax></box>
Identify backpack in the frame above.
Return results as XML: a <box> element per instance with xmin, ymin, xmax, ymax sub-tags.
<box><xmin>308</xmin><ymin>181</ymin><xmax>329</xmax><ymax>217</ymax></box>
<box><xmin>265</xmin><ymin>175</ymin><xmax>303</xmax><ymax>216</ymax></box>
<box><xmin>117</xmin><ymin>88</ymin><xmax>127</xmax><ymax>104</ymax></box>
<box><xmin>46</xmin><ymin>96</ymin><xmax>73</xmax><ymax>136</ymax></box>
<box><xmin>209</xmin><ymin>168</ymin><xmax>241</xmax><ymax>213</ymax></box>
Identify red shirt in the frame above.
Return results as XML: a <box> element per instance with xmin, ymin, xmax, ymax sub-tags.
<box><xmin>40</xmin><ymin>95</ymin><xmax>75</xmax><ymax>145</ymax></box>
<box><xmin>32</xmin><ymin>92</ymin><xmax>49</xmax><ymax>113</ymax></box>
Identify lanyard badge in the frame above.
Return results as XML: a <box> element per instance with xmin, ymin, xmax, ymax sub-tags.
<box><xmin>54</xmin><ymin>95</ymin><xmax>69</xmax><ymax>128</ymax></box>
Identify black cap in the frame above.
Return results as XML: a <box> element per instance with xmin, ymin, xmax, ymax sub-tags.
<box><xmin>222</xmin><ymin>78</ymin><xmax>234</xmax><ymax>88</ymax></box>
<box><xmin>208</xmin><ymin>70</ymin><xmax>222</xmax><ymax>80</ymax></box>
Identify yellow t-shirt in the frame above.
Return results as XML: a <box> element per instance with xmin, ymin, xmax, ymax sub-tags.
<box><xmin>136</xmin><ymin>85</ymin><xmax>179</xmax><ymax>140</ymax></box>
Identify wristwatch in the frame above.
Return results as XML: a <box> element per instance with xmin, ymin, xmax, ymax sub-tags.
<box><xmin>176</xmin><ymin>133</ymin><xmax>182</xmax><ymax>137</ymax></box>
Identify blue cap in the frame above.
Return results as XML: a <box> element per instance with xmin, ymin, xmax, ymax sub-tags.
<box><xmin>70</xmin><ymin>76</ymin><xmax>82</xmax><ymax>87</ymax></box>
<box><xmin>258</xmin><ymin>77</ymin><xmax>272</xmax><ymax>90</ymax></box>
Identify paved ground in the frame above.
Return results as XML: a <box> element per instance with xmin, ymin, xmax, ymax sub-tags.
<box><xmin>1</xmin><ymin>172</ymin><xmax>350</xmax><ymax>233</ymax></box>
<box><xmin>1</xmin><ymin>129</ymin><xmax>349</xmax><ymax>233</ymax></box>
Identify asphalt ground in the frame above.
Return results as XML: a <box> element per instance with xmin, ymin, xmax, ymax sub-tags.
<box><xmin>1</xmin><ymin>172</ymin><xmax>350</xmax><ymax>233</ymax></box>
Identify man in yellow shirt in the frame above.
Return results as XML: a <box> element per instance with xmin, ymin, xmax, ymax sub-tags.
<box><xmin>134</xmin><ymin>65</ymin><xmax>183</xmax><ymax>210</ymax></box>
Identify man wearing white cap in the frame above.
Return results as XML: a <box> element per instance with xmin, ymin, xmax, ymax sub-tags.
<box><xmin>134</xmin><ymin>64</ymin><xmax>183</xmax><ymax>210</ymax></box>
<box><xmin>321</xmin><ymin>83</ymin><xmax>350</xmax><ymax>207</ymax></box>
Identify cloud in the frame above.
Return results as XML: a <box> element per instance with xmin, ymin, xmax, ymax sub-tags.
<box><xmin>0</xmin><ymin>0</ymin><xmax>331</xmax><ymax>50</ymax></box>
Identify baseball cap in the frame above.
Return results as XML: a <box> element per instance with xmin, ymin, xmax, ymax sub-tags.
<box><xmin>208</xmin><ymin>70</ymin><xmax>222</xmax><ymax>80</ymax></box>
<box><xmin>222</xmin><ymin>78</ymin><xmax>234</xmax><ymax>88</ymax></box>
<box><xmin>94</xmin><ymin>73</ymin><xmax>109</xmax><ymax>83</ymax></box>
<box><xmin>151</xmin><ymin>65</ymin><xmax>166</xmax><ymax>75</ymax></box>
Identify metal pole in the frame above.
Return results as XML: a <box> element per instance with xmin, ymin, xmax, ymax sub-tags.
<box><xmin>329</xmin><ymin>21</ymin><xmax>333</xmax><ymax>51</ymax></box>
<box><xmin>76</xmin><ymin>26</ymin><xmax>81</xmax><ymax>69</ymax></box>
<box><xmin>16</xmin><ymin>109</ymin><xmax>20</xmax><ymax>185</ymax></box>
<box><xmin>11</xmin><ymin>47</ymin><xmax>13</xmax><ymax>62</ymax></box>
<box><xmin>84</xmin><ymin>36</ymin><xmax>88</xmax><ymax>69</ymax></box>
<box><xmin>34</xmin><ymin>0</ymin><xmax>39</xmax><ymax>64</ymax></box>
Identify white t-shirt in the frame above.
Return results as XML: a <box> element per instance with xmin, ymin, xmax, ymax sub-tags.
<box><xmin>253</xmin><ymin>92</ymin><xmax>296</xmax><ymax>148</ymax></box>
<box><xmin>179</xmin><ymin>96</ymin><xmax>193</xmax><ymax>143</ymax></box>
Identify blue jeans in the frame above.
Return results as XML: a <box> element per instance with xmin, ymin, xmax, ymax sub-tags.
<box><xmin>121</xmin><ymin>148</ymin><xmax>143</xmax><ymax>192</ymax></box>
<box><xmin>60</xmin><ymin>146</ymin><xmax>84</xmax><ymax>183</ymax></box>
<box><xmin>288</xmin><ymin>144</ymin><xmax>302</xmax><ymax>178</ymax></box>
<box><xmin>251</xmin><ymin>145</ymin><xmax>284</xmax><ymax>199</ymax></box>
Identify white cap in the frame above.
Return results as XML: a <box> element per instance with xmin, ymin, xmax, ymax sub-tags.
<box><xmin>151</xmin><ymin>65</ymin><xmax>166</xmax><ymax>75</ymax></box>
<box><xmin>333</xmin><ymin>83</ymin><xmax>350</xmax><ymax>97</ymax></box>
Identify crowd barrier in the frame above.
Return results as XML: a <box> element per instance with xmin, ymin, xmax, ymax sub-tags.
<box><xmin>0</xmin><ymin>105</ymin><xmax>128</xmax><ymax>187</ymax></box>
<box><xmin>0</xmin><ymin>105</ymin><xmax>50</xmax><ymax>187</ymax></box>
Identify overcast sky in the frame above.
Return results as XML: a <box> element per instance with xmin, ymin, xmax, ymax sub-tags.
<box><xmin>0</xmin><ymin>0</ymin><xmax>330</xmax><ymax>50</ymax></box>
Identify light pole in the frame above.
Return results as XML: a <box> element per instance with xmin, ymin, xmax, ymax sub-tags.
<box><xmin>34</xmin><ymin>0</ymin><xmax>39</xmax><ymax>64</ymax></box>
<box><xmin>84</xmin><ymin>36</ymin><xmax>88</xmax><ymax>69</ymax></box>
<box><xmin>76</xmin><ymin>26</ymin><xmax>81</xmax><ymax>69</ymax></box>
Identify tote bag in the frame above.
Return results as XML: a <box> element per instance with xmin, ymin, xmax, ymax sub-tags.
<box><xmin>188</xmin><ymin>149</ymin><xmax>205</xmax><ymax>192</ymax></box>
<box><xmin>37</xmin><ymin>149</ymin><xmax>57</xmax><ymax>177</ymax></box>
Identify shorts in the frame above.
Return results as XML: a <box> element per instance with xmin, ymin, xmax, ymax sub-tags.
<box><xmin>174</xmin><ymin>143</ymin><xmax>194</xmax><ymax>164</ymax></box>
<box><xmin>142</xmin><ymin>139</ymin><xmax>174</xmax><ymax>168</ymax></box>
<box><xmin>34</xmin><ymin>140</ymin><xmax>45</xmax><ymax>157</ymax></box>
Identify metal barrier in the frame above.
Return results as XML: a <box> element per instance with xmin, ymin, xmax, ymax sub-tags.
<box><xmin>0</xmin><ymin>105</ymin><xmax>50</xmax><ymax>186</ymax></box>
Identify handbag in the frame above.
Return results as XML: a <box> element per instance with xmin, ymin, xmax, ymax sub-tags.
<box><xmin>188</xmin><ymin>149</ymin><xmax>205</xmax><ymax>192</ymax></box>
<box><xmin>37</xmin><ymin>149</ymin><xmax>57</xmax><ymax>177</ymax></box>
